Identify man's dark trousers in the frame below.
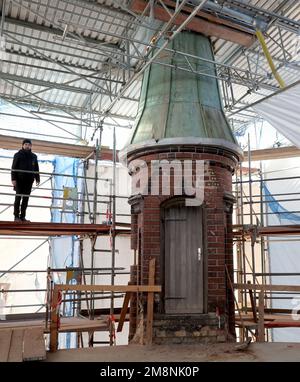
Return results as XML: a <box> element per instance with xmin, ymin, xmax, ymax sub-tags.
<box><xmin>14</xmin><ymin>181</ymin><xmax>33</xmax><ymax>219</ymax></box>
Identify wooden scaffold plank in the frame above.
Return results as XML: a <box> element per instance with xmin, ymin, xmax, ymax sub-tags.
<box><xmin>0</xmin><ymin>329</ymin><xmax>12</xmax><ymax>362</ymax></box>
<box><xmin>7</xmin><ymin>329</ymin><xmax>24</xmax><ymax>362</ymax></box>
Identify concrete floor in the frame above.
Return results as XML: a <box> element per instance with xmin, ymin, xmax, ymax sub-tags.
<box><xmin>45</xmin><ymin>342</ymin><xmax>300</xmax><ymax>362</ymax></box>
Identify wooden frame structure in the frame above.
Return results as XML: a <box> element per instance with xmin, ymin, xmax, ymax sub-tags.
<box><xmin>234</xmin><ymin>283</ymin><xmax>300</xmax><ymax>342</ymax></box>
<box><xmin>50</xmin><ymin>283</ymin><xmax>161</xmax><ymax>352</ymax></box>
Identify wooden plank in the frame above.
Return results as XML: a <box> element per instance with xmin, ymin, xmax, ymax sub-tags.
<box><xmin>7</xmin><ymin>329</ymin><xmax>24</xmax><ymax>362</ymax></box>
<box><xmin>162</xmin><ymin>0</ymin><xmax>254</xmax><ymax>34</ymax></box>
<box><xmin>233</xmin><ymin>225</ymin><xmax>300</xmax><ymax>238</ymax></box>
<box><xmin>243</xmin><ymin>145</ymin><xmax>300</xmax><ymax>162</ymax></box>
<box><xmin>265</xmin><ymin>321</ymin><xmax>300</xmax><ymax>328</ymax></box>
<box><xmin>23</xmin><ymin>327</ymin><xmax>46</xmax><ymax>361</ymax></box>
<box><xmin>0</xmin><ymin>221</ymin><xmax>130</xmax><ymax>237</ymax></box>
<box><xmin>0</xmin><ymin>318</ymin><xmax>107</xmax><ymax>335</ymax></box>
<box><xmin>130</xmin><ymin>0</ymin><xmax>255</xmax><ymax>47</ymax></box>
<box><xmin>55</xmin><ymin>284</ymin><xmax>161</xmax><ymax>293</ymax></box>
<box><xmin>0</xmin><ymin>134</ymin><xmax>114</xmax><ymax>161</ymax></box>
<box><xmin>0</xmin><ymin>320</ymin><xmax>45</xmax><ymax>330</ymax></box>
<box><xmin>59</xmin><ymin>318</ymin><xmax>108</xmax><ymax>333</ymax></box>
<box><xmin>234</xmin><ymin>283</ymin><xmax>300</xmax><ymax>292</ymax></box>
<box><xmin>146</xmin><ymin>258</ymin><xmax>156</xmax><ymax>345</ymax></box>
<box><xmin>258</xmin><ymin>291</ymin><xmax>265</xmax><ymax>343</ymax></box>
<box><xmin>0</xmin><ymin>329</ymin><xmax>12</xmax><ymax>362</ymax></box>
<box><xmin>247</xmin><ymin>281</ymin><xmax>258</xmax><ymax>323</ymax></box>
<box><xmin>117</xmin><ymin>292</ymin><xmax>131</xmax><ymax>332</ymax></box>
<box><xmin>50</xmin><ymin>286</ymin><xmax>59</xmax><ymax>352</ymax></box>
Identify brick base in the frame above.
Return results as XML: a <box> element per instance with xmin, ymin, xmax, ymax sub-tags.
<box><xmin>152</xmin><ymin>314</ymin><xmax>232</xmax><ymax>345</ymax></box>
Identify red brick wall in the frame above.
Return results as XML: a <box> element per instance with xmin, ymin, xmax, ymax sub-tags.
<box><xmin>128</xmin><ymin>149</ymin><xmax>238</xmax><ymax>337</ymax></box>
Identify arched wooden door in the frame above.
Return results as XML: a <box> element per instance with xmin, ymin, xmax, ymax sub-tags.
<box><xmin>163</xmin><ymin>204</ymin><xmax>204</xmax><ymax>314</ymax></box>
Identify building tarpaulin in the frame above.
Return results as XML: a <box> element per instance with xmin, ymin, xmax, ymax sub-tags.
<box><xmin>252</xmin><ymin>81</ymin><xmax>300</xmax><ymax>148</ymax></box>
<box><xmin>50</xmin><ymin>156</ymin><xmax>82</xmax><ymax>348</ymax></box>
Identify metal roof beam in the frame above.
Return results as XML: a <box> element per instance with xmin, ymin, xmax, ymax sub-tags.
<box><xmin>0</xmin><ymin>58</ymin><xmax>126</xmax><ymax>81</ymax></box>
<box><xmin>4</xmin><ymin>30</ymin><xmax>123</xmax><ymax>67</ymax></box>
<box><xmin>3</xmin><ymin>31</ymin><xmax>136</xmax><ymax>102</ymax></box>
<box><xmin>59</xmin><ymin>18</ymin><xmax>279</xmax><ymax>91</ymax></box>
<box><xmin>0</xmin><ymin>94</ymin><xmax>136</xmax><ymax>121</ymax></box>
<box><xmin>221</xmin><ymin>0</ymin><xmax>297</xmax><ymax>67</ymax></box>
<box><xmin>0</xmin><ymin>72</ymin><xmax>138</xmax><ymax>102</ymax></box>
<box><xmin>4</xmin><ymin>16</ymin><xmax>122</xmax><ymax>51</ymax></box>
<box><xmin>39</xmin><ymin>0</ymin><xmax>158</xmax><ymax>33</ymax></box>
<box><xmin>2</xmin><ymin>49</ymin><xmax>111</xmax><ymax>73</ymax></box>
<box><xmin>223</xmin><ymin>0</ymin><xmax>300</xmax><ymax>30</ymax></box>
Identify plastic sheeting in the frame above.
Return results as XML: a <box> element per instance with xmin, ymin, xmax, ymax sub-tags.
<box><xmin>252</xmin><ymin>81</ymin><xmax>300</xmax><ymax>148</ymax></box>
<box><xmin>49</xmin><ymin>157</ymin><xmax>82</xmax><ymax>349</ymax></box>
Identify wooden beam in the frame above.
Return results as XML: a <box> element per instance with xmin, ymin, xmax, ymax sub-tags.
<box><xmin>117</xmin><ymin>292</ymin><xmax>131</xmax><ymax>332</ymax></box>
<box><xmin>146</xmin><ymin>258</ymin><xmax>156</xmax><ymax>345</ymax></box>
<box><xmin>49</xmin><ymin>286</ymin><xmax>59</xmax><ymax>352</ymax></box>
<box><xmin>234</xmin><ymin>283</ymin><xmax>300</xmax><ymax>292</ymax></box>
<box><xmin>162</xmin><ymin>0</ymin><xmax>255</xmax><ymax>35</ymax></box>
<box><xmin>243</xmin><ymin>146</ymin><xmax>300</xmax><ymax>162</ymax></box>
<box><xmin>55</xmin><ymin>284</ymin><xmax>161</xmax><ymax>293</ymax></box>
<box><xmin>234</xmin><ymin>225</ymin><xmax>300</xmax><ymax>238</ymax></box>
<box><xmin>0</xmin><ymin>329</ymin><xmax>12</xmax><ymax>362</ymax></box>
<box><xmin>0</xmin><ymin>134</ymin><xmax>114</xmax><ymax>161</ymax></box>
<box><xmin>130</xmin><ymin>0</ymin><xmax>255</xmax><ymax>47</ymax></box>
<box><xmin>247</xmin><ymin>281</ymin><xmax>258</xmax><ymax>323</ymax></box>
<box><xmin>0</xmin><ymin>221</ymin><xmax>130</xmax><ymax>236</ymax></box>
<box><xmin>7</xmin><ymin>329</ymin><xmax>24</xmax><ymax>362</ymax></box>
<box><xmin>257</xmin><ymin>291</ymin><xmax>265</xmax><ymax>342</ymax></box>
<box><xmin>23</xmin><ymin>327</ymin><xmax>46</xmax><ymax>361</ymax></box>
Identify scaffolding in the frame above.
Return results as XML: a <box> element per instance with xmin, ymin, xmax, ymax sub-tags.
<box><xmin>233</xmin><ymin>137</ymin><xmax>300</xmax><ymax>343</ymax></box>
<box><xmin>0</xmin><ymin>131</ymin><xmax>132</xmax><ymax>350</ymax></box>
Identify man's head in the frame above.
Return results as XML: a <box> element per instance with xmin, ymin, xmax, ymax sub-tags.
<box><xmin>22</xmin><ymin>139</ymin><xmax>32</xmax><ymax>151</ymax></box>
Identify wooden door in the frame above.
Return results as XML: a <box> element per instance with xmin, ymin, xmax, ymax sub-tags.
<box><xmin>164</xmin><ymin>205</ymin><xmax>204</xmax><ymax>314</ymax></box>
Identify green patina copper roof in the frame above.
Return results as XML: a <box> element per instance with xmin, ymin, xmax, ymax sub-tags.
<box><xmin>129</xmin><ymin>32</ymin><xmax>237</xmax><ymax>146</ymax></box>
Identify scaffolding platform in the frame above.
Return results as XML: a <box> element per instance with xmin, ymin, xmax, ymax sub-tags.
<box><xmin>236</xmin><ymin>313</ymin><xmax>300</xmax><ymax>329</ymax></box>
<box><xmin>233</xmin><ymin>224</ymin><xmax>300</xmax><ymax>238</ymax></box>
<box><xmin>0</xmin><ymin>221</ymin><xmax>131</xmax><ymax>236</ymax></box>
<box><xmin>0</xmin><ymin>317</ymin><xmax>108</xmax><ymax>333</ymax></box>
<box><xmin>0</xmin><ymin>317</ymin><xmax>109</xmax><ymax>361</ymax></box>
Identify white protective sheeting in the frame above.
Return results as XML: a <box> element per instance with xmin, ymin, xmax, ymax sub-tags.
<box><xmin>264</xmin><ymin>158</ymin><xmax>300</xmax><ymax>342</ymax></box>
<box><xmin>252</xmin><ymin>81</ymin><xmax>300</xmax><ymax>148</ymax></box>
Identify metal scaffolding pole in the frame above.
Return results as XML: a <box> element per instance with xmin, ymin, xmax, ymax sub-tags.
<box><xmin>247</xmin><ymin>135</ymin><xmax>256</xmax><ymax>298</ymax></box>
<box><xmin>109</xmin><ymin>125</ymin><xmax>117</xmax><ymax>346</ymax></box>
<box><xmin>238</xmin><ymin>165</ymin><xmax>247</xmax><ymax>312</ymax></box>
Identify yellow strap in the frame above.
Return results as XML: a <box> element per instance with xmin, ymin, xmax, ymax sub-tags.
<box><xmin>256</xmin><ymin>29</ymin><xmax>285</xmax><ymax>89</ymax></box>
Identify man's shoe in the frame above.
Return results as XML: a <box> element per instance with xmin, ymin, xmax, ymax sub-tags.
<box><xmin>14</xmin><ymin>217</ymin><xmax>21</xmax><ymax>222</ymax></box>
<box><xmin>20</xmin><ymin>218</ymin><xmax>30</xmax><ymax>222</ymax></box>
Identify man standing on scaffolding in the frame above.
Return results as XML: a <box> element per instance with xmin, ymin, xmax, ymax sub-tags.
<box><xmin>11</xmin><ymin>139</ymin><xmax>40</xmax><ymax>222</ymax></box>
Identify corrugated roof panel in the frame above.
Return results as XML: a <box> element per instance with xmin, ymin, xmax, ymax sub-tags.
<box><xmin>0</xmin><ymin>0</ymin><xmax>299</xmax><ymax>130</ymax></box>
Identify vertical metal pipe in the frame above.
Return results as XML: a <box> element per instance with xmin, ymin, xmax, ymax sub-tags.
<box><xmin>248</xmin><ymin>134</ymin><xmax>256</xmax><ymax>310</ymax></box>
<box><xmin>0</xmin><ymin>0</ymin><xmax>6</xmax><ymax>35</ymax></box>
<box><xmin>93</xmin><ymin>138</ymin><xmax>99</xmax><ymax>225</ymax></box>
<box><xmin>239</xmin><ymin>165</ymin><xmax>247</xmax><ymax>312</ymax></box>
<box><xmin>248</xmin><ymin>134</ymin><xmax>253</xmax><ymax>227</ymax></box>
<box><xmin>235</xmin><ymin>169</ymin><xmax>244</xmax><ymax>310</ymax></box>
<box><xmin>110</xmin><ymin>126</ymin><xmax>117</xmax><ymax>345</ymax></box>
<box><xmin>259</xmin><ymin>164</ymin><xmax>266</xmax><ymax>288</ymax></box>
<box><xmin>90</xmin><ymin>125</ymin><xmax>102</xmax><ymax>326</ymax></box>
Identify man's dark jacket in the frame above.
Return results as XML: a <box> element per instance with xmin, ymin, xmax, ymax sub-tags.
<box><xmin>11</xmin><ymin>149</ymin><xmax>40</xmax><ymax>184</ymax></box>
